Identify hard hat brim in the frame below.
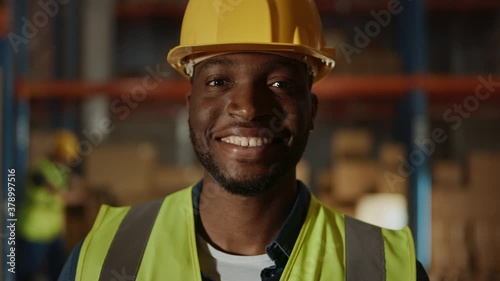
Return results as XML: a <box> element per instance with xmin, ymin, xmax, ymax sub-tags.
<box><xmin>167</xmin><ymin>43</ymin><xmax>335</xmax><ymax>83</ymax></box>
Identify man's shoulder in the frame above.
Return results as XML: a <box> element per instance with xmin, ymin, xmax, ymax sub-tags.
<box><xmin>310</xmin><ymin>195</ymin><xmax>348</xmax><ymax>225</ymax></box>
<box><xmin>163</xmin><ymin>185</ymin><xmax>194</xmax><ymax>201</ymax></box>
<box><xmin>107</xmin><ymin>185</ymin><xmax>194</xmax><ymax>211</ymax></box>
<box><xmin>313</xmin><ymin>196</ymin><xmax>410</xmax><ymax>234</ymax></box>
<box><xmin>89</xmin><ymin>185</ymin><xmax>194</xmax><ymax>230</ymax></box>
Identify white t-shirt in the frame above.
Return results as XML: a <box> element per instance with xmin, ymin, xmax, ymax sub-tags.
<box><xmin>197</xmin><ymin>235</ymin><xmax>275</xmax><ymax>281</ymax></box>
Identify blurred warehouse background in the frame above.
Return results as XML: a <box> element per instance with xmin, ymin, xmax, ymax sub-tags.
<box><xmin>1</xmin><ymin>0</ymin><xmax>500</xmax><ymax>280</ymax></box>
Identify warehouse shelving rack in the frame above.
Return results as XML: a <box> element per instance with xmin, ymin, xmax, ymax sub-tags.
<box><xmin>2</xmin><ymin>1</ymin><xmax>500</xmax><ymax>278</ymax></box>
<box><xmin>15</xmin><ymin>74</ymin><xmax>500</xmax><ymax>101</ymax></box>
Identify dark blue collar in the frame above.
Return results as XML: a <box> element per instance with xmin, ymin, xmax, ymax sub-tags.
<box><xmin>192</xmin><ymin>180</ymin><xmax>311</xmax><ymax>267</ymax></box>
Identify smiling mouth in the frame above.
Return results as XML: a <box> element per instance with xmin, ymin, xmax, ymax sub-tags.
<box><xmin>219</xmin><ymin>136</ymin><xmax>285</xmax><ymax>147</ymax></box>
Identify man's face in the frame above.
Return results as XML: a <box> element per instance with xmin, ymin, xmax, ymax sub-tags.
<box><xmin>188</xmin><ymin>53</ymin><xmax>317</xmax><ymax>197</ymax></box>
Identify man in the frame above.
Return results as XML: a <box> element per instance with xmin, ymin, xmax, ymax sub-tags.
<box><xmin>59</xmin><ymin>0</ymin><xmax>429</xmax><ymax>280</ymax></box>
<box><xmin>18</xmin><ymin>130</ymin><xmax>82</xmax><ymax>281</ymax></box>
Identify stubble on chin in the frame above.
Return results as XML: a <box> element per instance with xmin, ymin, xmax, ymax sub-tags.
<box><xmin>188</xmin><ymin>126</ymin><xmax>295</xmax><ymax>197</ymax></box>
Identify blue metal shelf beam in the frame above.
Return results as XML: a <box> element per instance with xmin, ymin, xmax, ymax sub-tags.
<box><xmin>398</xmin><ymin>0</ymin><xmax>432</xmax><ymax>269</ymax></box>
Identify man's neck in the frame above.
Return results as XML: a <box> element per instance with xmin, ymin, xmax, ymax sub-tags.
<box><xmin>197</xmin><ymin>173</ymin><xmax>298</xmax><ymax>256</ymax></box>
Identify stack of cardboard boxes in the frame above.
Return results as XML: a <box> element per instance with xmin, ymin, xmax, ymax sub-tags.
<box><xmin>468</xmin><ymin>152</ymin><xmax>500</xmax><ymax>281</ymax></box>
<box><xmin>322</xmin><ymin>28</ymin><xmax>403</xmax><ymax>75</ymax></box>
<box><xmin>318</xmin><ymin>129</ymin><xmax>375</xmax><ymax>216</ymax></box>
<box><xmin>318</xmin><ymin>129</ymin><xmax>408</xmax><ymax>223</ymax></box>
<box><xmin>85</xmin><ymin>142</ymin><xmax>204</xmax><ymax>206</ymax></box>
<box><xmin>431</xmin><ymin>161</ymin><xmax>471</xmax><ymax>280</ymax></box>
<box><xmin>150</xmin><ymin>164</ymin><xmax>204</xmax><ymax>199</ymax></box>
<box><xmin>86</xmin><ymin>143</ymin><xmax>159</xmax><ymax>206</ymax></box>
<box><xmin>376</xmin><ymin>142</ymin><xmax>409</xmax><ymax>194</ymax></box>
<box><xmin>318</xmin><ymin>129</ymin><xmax>500</xmax><ymax>279</ymax></box>
<box><xmin>431</xmin><ymin>153</ymin><xmax>500</xmax><ymax>281</ymax></box>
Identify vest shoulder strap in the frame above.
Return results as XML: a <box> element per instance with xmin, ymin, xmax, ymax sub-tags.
<box><xmin>345</xmin><ymin>215</ymin><xmax>385</xmax><ymax>281</ymax></box>
<box><xmin>99</xmin><ymin>199</ymin><xmax>163</xmax><ymax>281</ymax></box>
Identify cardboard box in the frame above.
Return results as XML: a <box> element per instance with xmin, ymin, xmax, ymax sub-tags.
<box><xmin>85</xmin><ymin>142</ymin><xmax>158</xmax><ymax>206</ymax></box>
<box><xmin>468</xmin><ymin>151</ymin><xmax>500</xmax><ymax>197</ymax></box>
<box><xmin>331</xmin><ymin>160</ymin><xmax>378</xmax><ymax>203</ymax></box>
<box><xmin>473</xmin><ymin>220</ymin><xmax>500</xmax><ymax>273</ymax></box>
<box><xmin>378</xmin><ymin>142</ymin><xmax>406</xmax><ymax>169</ymax></box>
<box><xmin>468</xmin><ymin>152</ymin><xmax>500</xmax><ymax>225</ymax></box>
<box><xmin>431</xmin><ymin>219</ymin><xmax>473</xmax><ymax>279</ymax></box>
<box><xmin>331</xmin><ymin>129</ymin><xmax>374</xmax><ymax>159</ymax></box>
<box><xmin>150</xmin><ymin>165</ymin><xmax>203</xmax><ymax>199</ymax></box>
<box><xmin>375</xmin><ymin>167</ymin><xmax>409</xmax><ymax>195</ymax></box>
<box><xmin>431</xmin><ymin>219</ymin><xmax>451</xmax><ymax>273</ymax></box>
<box><xmin>471</xmin><ymin>193</ymin><xmax>499</xmax><ymax>221</ymax></box>
<box><xmin>432</xmin><ymin>189</ymin><xmax>471</xmax><ymax>221</ymax></box>
<box><xmin>432</xmin><ymin>160</ymin><xmax>463</xmax><ymax>188</ymax></box>
<box><xmin>448</xmin><ymin>220</ymin><xmax>471</xmax><ymax>273</ymax></box>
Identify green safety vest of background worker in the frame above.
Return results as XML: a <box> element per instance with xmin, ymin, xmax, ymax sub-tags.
<box><xmin>59</xmin><ymin>0</ymin><xmax>429</xmax><ymax>280</ymax></box>
<box><xmin>18</xmin><ymin>130</ymin><xmax>80</xmax><ymax>281</ymax></box>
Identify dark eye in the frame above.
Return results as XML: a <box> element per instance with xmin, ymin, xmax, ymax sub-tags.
<box><xmin>270</xmin><ymin>80</ymin><xmax>297</xmax><ymax>90</ymax></box>
<box><xmin>207</xmin><ymin>79</ymin><xmax>227</xmax><ymax>86</ymax></box>
<box><xmin>270</xmin><ymin>81</ymin><xmax>287</xmax><ymax>88</ymax></box>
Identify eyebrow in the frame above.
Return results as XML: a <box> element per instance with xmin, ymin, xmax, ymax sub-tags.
<box><xmin>196</xmin><ymin>58</ymin><xmax>236</xmax><ymax>74</ymax></box>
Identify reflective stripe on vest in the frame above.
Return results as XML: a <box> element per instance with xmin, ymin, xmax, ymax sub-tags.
<box><xmin>99</xmin><ymin>200</ymin><xmax>163</xmax><ymax>281</ymax></box>
<box><xmin>345</xmin><ymin>216</ymin><xmax>385</xmax><ymax>281</ymax></box>
<box><xmin>78</xmin><ymin>186</ymin><xmax>416</xmax><ymax>281</ymax></box>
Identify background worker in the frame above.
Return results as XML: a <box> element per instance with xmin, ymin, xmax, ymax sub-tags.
<box><xmin>18</xmin><ymin>130</ymin><xmax>84</xmax><ymax>281</ymax></box>
<box><xmin>59</xmin><ymin>1</ymin><xmax>429</xmax><ymax>280</ymax></box>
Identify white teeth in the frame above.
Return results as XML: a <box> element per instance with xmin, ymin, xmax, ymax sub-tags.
<box><xmin>249</xmin><ymin>138</ymin><xmax>257</xmax><ymax>147</ymax></box>
<box><xmin>240</xmin><ymin>137</ymin><xmax>248</xmax><ymax>146</ymax></box>
<box><xmin>220</xmin><ymin>136</ymin><xmax>270</xmax><ymax>147</ymax></box>
<box><xmin>256</xmin><ymin>138</ymin><xmax>263</xmax><ymax>146</ymax></box>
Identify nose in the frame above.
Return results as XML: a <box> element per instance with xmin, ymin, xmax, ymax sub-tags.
<box><xmin>226</xmin><ymin>81</ymin><xmax>275</xmax><ymax>122</ymax></box>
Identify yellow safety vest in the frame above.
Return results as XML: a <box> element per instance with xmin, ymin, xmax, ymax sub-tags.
<box><xmin>18</xmin><ymin>158</ymin><xmax>70</xmax><ymax>242</ymax></box>
<box><xmin>76</xmin><ymin>186</ymin><xmax>416</xmax><ymax>281</ymax></box>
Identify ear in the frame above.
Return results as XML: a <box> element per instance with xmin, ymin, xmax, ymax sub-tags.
<box><xmin>185</xmin><ymin>91</ymin><xmax>191</xmax><ymax>109</ymax></box>
<box><xmin>310</xmin><ymin>93</ymin><xmax>318</xmax><ymax>131</ymax></box>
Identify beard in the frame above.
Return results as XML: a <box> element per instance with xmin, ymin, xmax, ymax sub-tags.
<box><xmin>189</xmin><ymin>122</ymin><xmax>309</xmax><ymax>197</ymax></box>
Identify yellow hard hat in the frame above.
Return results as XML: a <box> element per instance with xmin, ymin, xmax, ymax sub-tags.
<box><xmin>53</xmin><ymin>130</ymin><xmax>79</xmax><ymax>162</ymax></box>
<box><xmin>167</xmin><ymin>0</ymin><xmax>336</xmax><ymax>83</ymax></box>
